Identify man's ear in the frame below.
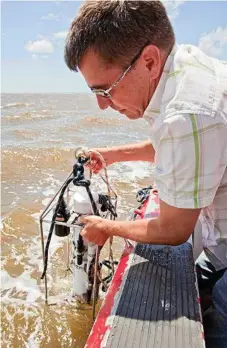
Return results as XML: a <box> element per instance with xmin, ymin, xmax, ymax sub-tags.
<box><xmin>142</xmin><ymin>45</ymin><xmax>161</xmax><ymax>80</ymax></box>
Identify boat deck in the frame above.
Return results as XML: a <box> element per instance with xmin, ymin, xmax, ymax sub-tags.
<box><xmin>87</xmin><ymin>242</ymin><xmax>205</xmax><ymax>348</ymax></box>
<box><xmin>86</xmin><ymin>189</ymin><xmax>205</xmax><ymax>348</ymax></box>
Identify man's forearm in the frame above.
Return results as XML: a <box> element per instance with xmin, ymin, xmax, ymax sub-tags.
<box><xmin>105</xmin><ymin>218</ymin><xmax>184</xmax><ymax>246</ymax></box>
<box><xmin>107</xmin><ymin>140</ymin><xmax>155</xmax><ymax>163</ymax></box>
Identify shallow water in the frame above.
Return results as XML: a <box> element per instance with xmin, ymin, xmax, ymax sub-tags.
<box><xmin>1</xmin><ymin>93</ymin><xmax>153</xmax><ymax>347</ymax></box>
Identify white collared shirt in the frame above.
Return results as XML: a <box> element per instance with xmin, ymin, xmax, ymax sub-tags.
<box><xmin>144</xmin><ymin>44</ymin><xmax>227</xmax><ymax>270</ymax></box>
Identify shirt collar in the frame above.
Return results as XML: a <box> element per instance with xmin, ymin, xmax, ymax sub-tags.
<box><xmin>143</xmin><ymin>43</ymin><xmax>178</xmax><ymax>122</ymax></box>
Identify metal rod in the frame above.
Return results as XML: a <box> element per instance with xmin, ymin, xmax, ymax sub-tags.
<box><xmin>67</xmin><ymin>234</ymin><xmax>70</xmax><ymax>270</ymax></box>
<box><xmin>41</xmin><ymin>203</ymin><xmax>57</xmax><ymax>221</ymax></box>
<box><xmin>41</xmin><ymin>218</ymin><xmax>80</xmax><ymax>227</ymax></box>
<box><xmin>99</xmin><ymin>173</ymin><xmax>118</xmax><ymax>200</ymax></box>
<box><xmin>66</xmin><ymin>185</ymin><xmax>71</xmax><ymax>270</ymax></box>
<box><xmin>39</xmin><ymin>220</ymin><xmax>48</xmax><ymax>303</ymax></box>
<box><xmin>92</xmin><ymin>245</ymin><xmax>101</xmax><ymax>321</ymax></box>
<box><xmin>40</xmin><ymin>171</ymin><xmax>73</xmax><ymax>221</ymax></box>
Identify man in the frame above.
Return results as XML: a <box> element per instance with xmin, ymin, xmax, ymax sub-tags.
<box><xmin>65</xmin><ymin>1</ymin><xmax>227</xmax><ymax>346</ymax></box>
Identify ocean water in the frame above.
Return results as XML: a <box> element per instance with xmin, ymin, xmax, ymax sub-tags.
<box><xmin>1</xmin><ymin>93</ymin><xmax>153</xmax><ymax>347</ymax></box>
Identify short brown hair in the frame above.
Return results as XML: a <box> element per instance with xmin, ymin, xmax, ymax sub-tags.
<box><xmin>65</xmin><ymin>0</ymin><xmax>175</xmax><ymax>72</ymax></box>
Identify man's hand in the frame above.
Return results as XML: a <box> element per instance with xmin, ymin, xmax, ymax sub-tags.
<box><xmin>81</xmin><ymin>216</ymin><xmax>110</xmax><ymax>246</ymax></box>
<box><xmin>87</xmin><ymin>148</ymin><xmax>114</xmax><ymax>174</ymax></box>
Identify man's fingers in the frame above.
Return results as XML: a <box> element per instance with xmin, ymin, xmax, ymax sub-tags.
<box><xmin>79</xmin><ymin>216</ymin><xmax>87</xmax><ymax>224</ymax></box>
<box><xmin>85</xmin><ymin>157</ymin><xmax>103</xmax><ymax>173</ymax></box>
<box><xmin>80</xmin><ymin>228</ymin><xmax>86</xmax><ymax>237</ymax></box>
<box><xmin>90</xmin><ymin>159</ymin><xmax>96</xmax><ymax>167</ymax></box>
<box><xmin>93</xmin><ymin>166</ymin><xmax>101</xmax><ymax>174</ymax></box>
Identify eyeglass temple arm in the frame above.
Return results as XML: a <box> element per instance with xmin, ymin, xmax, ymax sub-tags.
<box><xmin>106</xmin><ymin>65</ymin><xmax>132</xmax><ymax>93</ymax></box>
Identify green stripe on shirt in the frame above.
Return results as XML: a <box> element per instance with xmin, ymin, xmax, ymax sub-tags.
<box><xmin>159</xmin><ymin>122</ymin><xmax>223</xmax><ymax>145</ymax></box>
<box><xmin>190</xmin><ymin>114</ymin><xmax>200</xmax><ymax>208</ymax></box>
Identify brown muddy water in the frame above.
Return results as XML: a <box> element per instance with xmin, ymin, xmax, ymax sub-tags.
<box><xmin>1</xmin><ymin>93</ymin><xmax>153</xmax><ymax>347</ymax></box>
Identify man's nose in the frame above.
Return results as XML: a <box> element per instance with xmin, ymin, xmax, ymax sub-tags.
<box><xmin>96</xmin><ymin>95</ymin><xmax>111</xmax><ymax>110</ymax></box>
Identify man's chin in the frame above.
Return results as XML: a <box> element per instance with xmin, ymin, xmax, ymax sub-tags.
<box><xmin>121</xmin><ymin>110</ymin><xmax>143</xmax><ymax>119</ymax></box>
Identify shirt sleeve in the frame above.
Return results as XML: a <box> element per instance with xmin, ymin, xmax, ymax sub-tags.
<box><xmin>152</xmin><ymin>113</ymin><xmax>227</xmax><ymax>209</ymax></box>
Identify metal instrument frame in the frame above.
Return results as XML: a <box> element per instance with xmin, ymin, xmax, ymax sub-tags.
<box><xmin>39</xmin><ymin>171</ymin><xmax>117</xmax><ymax>308</ymax></box>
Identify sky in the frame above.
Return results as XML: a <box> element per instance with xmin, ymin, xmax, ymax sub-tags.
<box><xmin>1</xmin><ymin>0</ymin><xmax>227</xmax><ymax>93</ymax></box>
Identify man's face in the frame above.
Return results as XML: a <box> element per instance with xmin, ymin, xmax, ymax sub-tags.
<box><xmin>79</xmin><ymin>45</ymin><xmax>162</xmax><ymax>119</ymax></box>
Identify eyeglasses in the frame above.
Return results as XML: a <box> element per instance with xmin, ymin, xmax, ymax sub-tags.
<box><xmin>90</xmin><ymin>44</ymin><xmax>147</xmax><ymax>99</ymax></box>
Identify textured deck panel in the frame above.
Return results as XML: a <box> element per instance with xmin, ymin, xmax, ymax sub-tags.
<box><xmin>105</xmin><ymin>243</ymin><xmax>204</xmax><ymax>348</ymax></box>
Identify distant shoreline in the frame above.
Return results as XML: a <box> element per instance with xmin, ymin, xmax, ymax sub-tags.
<box><xmin>1</xmin><ymin>92</ymin><xmax>91</xmax><ymax>95</ymax></box>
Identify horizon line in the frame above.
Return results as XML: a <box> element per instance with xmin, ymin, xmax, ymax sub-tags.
<box><xmin>1</xmin><ymin>91</ymin><xmax>91</xmax><ymax>94</ymax></box>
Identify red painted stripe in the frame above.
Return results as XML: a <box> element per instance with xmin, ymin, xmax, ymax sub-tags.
<box><xmin>85</xmin><ymin>243</ymin><xmax>133</xmax><ymax>348</ymax></box>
